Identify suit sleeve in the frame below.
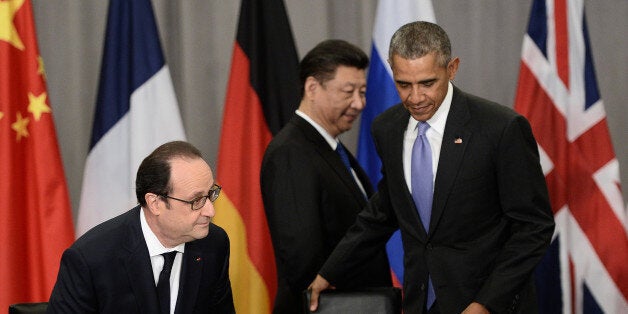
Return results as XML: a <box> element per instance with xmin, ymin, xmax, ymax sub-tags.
<box><xmin>47</xmin><ymin>248</ymin><xmax>98</xmax><ymax>314</ymax></box>
<box><xmin>475</xmin><ymin>115</ymin><xmax>555</xmax><ymax>311</ymax></box>
<box><xmin>319</xmin><ymin>190</ymin><xmax>398</xmax><ymax>285</ymax></box>
<box><xmin>319</xmin><ymin>123</ymin><xmax>399</xmax><ymax>285</ymax></box>
<box><xmin>210</xmin><ymin>231</ymin><xmax>235</xmax><ymax>313</ymax></box>
<box><xmin>261</xmin><ymin>145</ymin><xmax>329</xmax><ymax>291</ymax></box>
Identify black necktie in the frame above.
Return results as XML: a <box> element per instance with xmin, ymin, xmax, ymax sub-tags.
<box><xmin>157</xmin><ymin>251</ymin><xmax>177</xmax><ymax>314</ymax></box>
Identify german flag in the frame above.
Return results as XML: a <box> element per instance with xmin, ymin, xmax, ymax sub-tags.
<box><xmin>213</xmin><ymin>0</ymin><xmax>300</xmax><ymax>312</ymax></box>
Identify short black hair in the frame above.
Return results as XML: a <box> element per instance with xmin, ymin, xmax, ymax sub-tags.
<box><xmin>135</xmin><ymin>141</ymin><xmax>203</xmax><ymax>207</ymax></box>
<box><xmin>299</xmin><ymin>39</ymin><xmax>368</xmax><ymax>96</ymax></box>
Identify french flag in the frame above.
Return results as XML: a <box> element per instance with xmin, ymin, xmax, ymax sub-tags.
<box><xmin>76</xmin><ymin>0</ymin><xmax>186</xmax><ymax>236</ymax></box>
<box><xmin>357</xmin><ymin>0</ymin><xmax>436</xmax><ymax>287</ymax></box>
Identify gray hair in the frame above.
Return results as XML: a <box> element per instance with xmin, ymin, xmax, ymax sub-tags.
<box><xmin>388</xmin><ymin>21</ymin><xmax>451</xmax><ymax>67</ymax></box>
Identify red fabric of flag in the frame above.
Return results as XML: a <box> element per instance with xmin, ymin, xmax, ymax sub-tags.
<box><xmin>514</xmin><ymin>0</ymin><xmax>627</xmax><ymax>312</ymax></box>
<box><xmin>0</xmin><ymin>0</ymin><xmax>75</xmax><ymax>310</ymax></box>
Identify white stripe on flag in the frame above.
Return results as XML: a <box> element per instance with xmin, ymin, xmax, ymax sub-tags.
<box><xmin>372</xmin><ymin>0</ymin><xmax>435</xmax><ymax>78</ymax></box>
<box><xmin>76</xmin><ymin>66</ymin><xmax>185</xmax><ymax>236</ymax></box>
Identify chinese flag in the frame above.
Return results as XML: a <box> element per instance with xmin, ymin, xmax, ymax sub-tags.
<box><xmin>212</xmin><ymin>0</ymin><xmax>300</xmax><ymax>312</ymax></box>
<box><xmin>0</xmin><ymin>0</ymin><xmax>75</xmax><ymax>310</ymax></box>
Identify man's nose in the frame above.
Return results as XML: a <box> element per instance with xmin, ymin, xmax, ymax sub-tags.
<box><xmin>351</xmin><ymin>90</ymin><xmax>366</xmax><ymax>110</ymax></box>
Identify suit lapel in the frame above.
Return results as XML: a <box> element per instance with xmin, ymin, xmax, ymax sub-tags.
<box><xmin>294</xmin><ymin>116</ymin><xmax>369</xmax><ymax>202</ymax></box>
<box><xmin>123</xmin><ymin>207</ymin><xmax>160</xmax><ymax>314</ymax></box>
<box><xmin>430</xmin><ymin>87</ymin><xmax>472</xmax><ymax>233</ymax></box>
<box><xmin>383</xmin><ymin>106</ymin><xmax>428</xmax><ymax>239</ymax></box>
<box><xmin>175</xmin><ymin>242</ymin><xmax>204</xmax><ymax>314</ymax></box>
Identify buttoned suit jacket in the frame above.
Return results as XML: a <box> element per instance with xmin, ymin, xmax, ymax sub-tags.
<box><xmin>47</xmin><ymin>206</ymin><xmax>234</xmax><ymax>314</ymax></box>
<box><xmin>261</xmin><ymin>114</ymin><xmax>392</xmax><ymax>313</ymax></box>
<box><xmin>321</xmin><ymin>86</ymin><xmax>555</xmax><ymax>313</ymax></box>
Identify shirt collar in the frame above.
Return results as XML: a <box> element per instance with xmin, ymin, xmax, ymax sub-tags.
<box><xmin>296</xmin><ymin>110</ymin><xmax>339</xmax><ymax>149</ymax></box>
<box><xmin>140</xmin><ymin>207</ymin><xmax>185</xmax><ymax>257</ymax></box>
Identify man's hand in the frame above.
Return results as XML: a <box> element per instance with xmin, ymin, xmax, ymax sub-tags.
<box><xmin>461</xmin><ymin>302</ymin><xmax>490</xmax><ymax>314</ymax></box>
<box><xmin>307</xmin><ymin>274</ymin><xmax>334</xmax><ymax>312</ymax></box>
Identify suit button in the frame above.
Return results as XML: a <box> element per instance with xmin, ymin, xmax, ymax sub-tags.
<box><xmin>420</xmin><ymin>284</ymin><xmax>425</xmax><ymax>291</ymax></box>
<box><xmin>426</xmin><ymin>243</ymin><xmax>433</xmax><ymax>250</ymax></box>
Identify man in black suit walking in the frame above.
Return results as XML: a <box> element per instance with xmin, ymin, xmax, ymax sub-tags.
<box><xmin>48</xmin><ymin>141</ymin><xmax>234</xmax><ymax>313</ymax></box>
<box><xmin>309</xmin><ymin>22</ymin><xmax>555</xmax><ymax>314</ymax></box>
<box><xmin>261</xmin><ymin>39</ymin><xmax>392</xmax><ymax>313</ymax></box>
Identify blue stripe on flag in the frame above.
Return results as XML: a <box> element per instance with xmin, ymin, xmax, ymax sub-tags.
<box><xmin>582</xmin><ymin>18</ymin><xmax>600</xmax><ymax>110</ymax></box>
<box><xmin>583</xmin><ymin>283</ymin><xmax>604</xmax><ymax>314</ymax></box>
<box><xmin>357</xmin><ymin>43</ymin><xmax>400</xmax><ymax>186</ymax></box>
<box><xmin>527</xmin><ymin>0</ymin><xmax>548</xmax><ymax>58</ymax></box>
<box><xmin>90</xmin><ymin>0</ymin><xmax>166</xmax><ymax>148</ymax></box>
<box><xmin>535</xmin><ymin>237</ymin><xmax>562</xmax><ymax>314</ymax></box>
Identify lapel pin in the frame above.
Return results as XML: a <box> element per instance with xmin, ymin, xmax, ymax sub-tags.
<box><xmin>195</xmin><ymin>257</ymin><xmax>202</xmax><ymax>262</ymax></box>
<box><xmin>454</xmin><ymin>137</ymin><xmax>463</xmax><ymax>144</ymax></box>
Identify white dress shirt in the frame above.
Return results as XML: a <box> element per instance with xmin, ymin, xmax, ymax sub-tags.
<box><xmin>403</xmin><ymin>82</ymin><xmax>454</xmax><ymax>193</ymax></box>
<box><xmin>140</xmin><ymin>208</ymin><xmax>185</xmax><ymax>314</ymax></box>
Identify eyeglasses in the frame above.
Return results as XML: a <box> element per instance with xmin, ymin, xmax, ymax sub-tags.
<box><xmin>159</xmin><ymin>184</ymin><xmax>221</xmax><ymax>211</ymax></box>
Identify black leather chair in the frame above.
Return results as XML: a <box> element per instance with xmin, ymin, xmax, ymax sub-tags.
<box><xmin>8</xmin><ymin>302</ymin><xmax>48</xmax><ymax>314</ymax></box>
<box><xmin>303</xmin><ymin>287</ymin><xmax>402</xmax><ymax>314</ymax></box>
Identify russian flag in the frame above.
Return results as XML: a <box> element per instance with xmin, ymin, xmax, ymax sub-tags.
<box><xmin>76</xmin><ymin>0</ymin><xmax>186</xmax><ymax>236</ymax></box>
<box><xmin>357</xmin><ymin>0</ymin><xmax>435</xmax><ymax>286</ymax></box>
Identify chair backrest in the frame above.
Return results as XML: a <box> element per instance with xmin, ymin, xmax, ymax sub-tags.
<box><xmin>303</xmin><ymin>287</ymin><xmax>402</xmax><ymax>314</ymax></box>
<box><xmin>8</xmin><ymin>302</ymin><xmax>48</xmax><ymax>314</ymax></box>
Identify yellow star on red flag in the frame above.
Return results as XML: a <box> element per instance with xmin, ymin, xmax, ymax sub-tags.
<box><xmin>11</xmin><ymin>111</ymin><xmax>29</xmax><ymax>141</ymax></box>
<box><xmin>0</xmin><ymin>0</ymin><xmax>26</xmax><ymax>51</ymax></box>
<box><xmin>37</xmin><ymin>56</ymin><xmax>47</xmax><ymax>81</ymax></box>
<box><xmin>28</xmin><ymin>92</ymin><xmax>50</xmax><ymax>121</ymax></box>
<box><xmin>0</xmin><ymin>1</ymin><xmax>76</xmax><ymax>311</ymax></box>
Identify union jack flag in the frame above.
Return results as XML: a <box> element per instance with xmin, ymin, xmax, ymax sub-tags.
<box><xmin>514</xmin><ymin>0</ymin><xmax>628</xmax><ymax>313</ymax></box>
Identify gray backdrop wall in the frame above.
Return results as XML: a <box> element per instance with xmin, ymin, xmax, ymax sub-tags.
<box><xmin>32</xmin><ymin>0</ymin><xmax>627</xmax><ymax>218</ymax></box>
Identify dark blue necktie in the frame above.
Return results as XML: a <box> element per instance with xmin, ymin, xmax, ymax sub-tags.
<box><xmin>336</xmin><ymin>142</ymin><xmax>368</xmax><ymax>199</ymax></box>
<box><xmin>410</xmin><ymin>121</ymin><xmax>436</xmax><ymax>310</ymax></box>
<box><xmin>335</xmin><ymin>142</ymin><xmax>353</xmax><ymax>175</ymax></box>
<box><xmin>157</xmin><ymin>251</ymin><xmax>177</xmax><ymax>314</ymax></box>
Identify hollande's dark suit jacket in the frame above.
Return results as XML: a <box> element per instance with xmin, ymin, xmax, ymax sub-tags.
<box><xmin>47</xmin><ymin>206</ymin><xmax>234</xmax><ymax>314</ymax></box>
<box><xmin>261</xmin><ymin>114</ymin><xmax>392</xmax><ymax>313</ymax></box>
<box><xmin>321</xmin><ymin>86</ymin><xmax>555</xmax><ymax>314</ymax></box>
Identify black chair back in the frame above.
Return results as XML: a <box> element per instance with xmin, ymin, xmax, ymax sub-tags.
<box><xmin>8</xmin><ymin>302</ymin><xmax>48</xmax><ymax>314</ymax></box>
<box><xmin>303</xmin><ymin>287</ymin><xmax>402</xmax><ymax>314</ymax></box>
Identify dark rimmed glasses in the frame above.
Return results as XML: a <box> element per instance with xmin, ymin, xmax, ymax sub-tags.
<box><xmin>159</xmin><ymin>184</ymin><xmax>221</xmax><ymax>211</ymax></box>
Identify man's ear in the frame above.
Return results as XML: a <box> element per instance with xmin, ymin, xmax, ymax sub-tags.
<box><xmin>447</xmin><ymin>57</ymin><xmax>460</xmax><ymax>81</ymax></box>
<box><xmin>145</xmin><ymin>193</ymin><xmax>161</xmax><ymax>215</ymax></box>
<box><xmin>304</xmin><ymin>76</ymin><xmax>319</xmax><ymax>99</ymax></box>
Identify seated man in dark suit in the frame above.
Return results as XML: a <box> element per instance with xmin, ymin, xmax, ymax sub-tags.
<box><xmin>47</xmin><ymin>141</ymin><xmax>234</xmax><ymax>313</ymax></box>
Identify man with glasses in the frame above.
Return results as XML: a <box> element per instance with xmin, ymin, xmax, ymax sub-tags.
<box><xmin>48</xmin><ymin>141</ymin><xmax>234</xmax><ymax>313</ymax></box>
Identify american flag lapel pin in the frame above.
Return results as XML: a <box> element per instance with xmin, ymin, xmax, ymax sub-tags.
<box><xmin>454</xmin><ymin>137</ymin><xmax>463</xmax><ymax>144</ymax></box>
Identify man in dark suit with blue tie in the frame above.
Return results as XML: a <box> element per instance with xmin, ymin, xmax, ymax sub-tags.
<box><xmin>48</xmin><ymin>141</ymin><xmax>234</xmax><ymax>313</ymax></box>
<box><xmin>308</xmin><ymin>22</ymin><xmax>555</xmax><ymax>314</ymax></box>
<box><xmin>261</xmin><ymin>39</ymin><xmax>392</xmax><ymax>314</ymax></box>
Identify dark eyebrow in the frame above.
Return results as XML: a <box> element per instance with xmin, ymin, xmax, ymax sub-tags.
<box><xmin>395</xmin><ymin>78</ymin><xmax>437</xmax><ymax>85</ymax></box>
<box><xmin>419</xmin><ymin>78</ymin><xmax>437</xmax><ymax>85</ymax></box>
